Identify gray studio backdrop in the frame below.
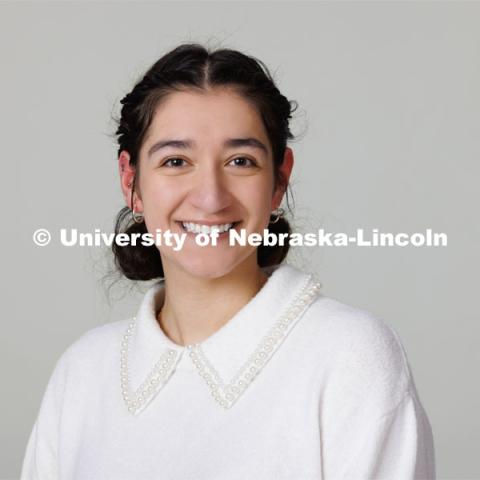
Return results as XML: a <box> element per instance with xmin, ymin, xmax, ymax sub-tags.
<box><xmin>2</xmin><ymin>2</ymin><xmax>479</xmax><ymax>479</ymax></box>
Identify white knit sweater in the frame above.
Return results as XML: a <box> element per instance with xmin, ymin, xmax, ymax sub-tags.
<box><xmin>21</xmin><ymin>263</ymin><xmax>436</xmax><ymax>479</ymax></box>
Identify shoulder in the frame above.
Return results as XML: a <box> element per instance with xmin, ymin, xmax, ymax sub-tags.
<box><xmin>305</xmin><ymin>294</ymin><xmax>408</xmax><ymax>359</ymax></box>
<box><xmin>54</xmin><ymin>317</ymin><xmax>131</xmax><ymax>372</ymax></box>
<box><xmin>33</xmin><ymin>318</ymin><xmax>131</xmax><ymax>410</ymax></box>
<box><xmin>299</xmin><ymin>293</ymin><xmax>414</xmax><ymax>411</ymax></box>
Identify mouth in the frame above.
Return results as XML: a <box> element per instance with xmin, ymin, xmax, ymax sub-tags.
<box><xmin>176</xmin><ymin>221</ymin><xmax>241</xmax><ymax>236</ymax></box>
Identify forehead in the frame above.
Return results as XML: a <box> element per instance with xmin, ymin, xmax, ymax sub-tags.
<box><xmin>143</xmin><ymin>87</ymin><xmax>270</xmax><ymax>149</ymax></box>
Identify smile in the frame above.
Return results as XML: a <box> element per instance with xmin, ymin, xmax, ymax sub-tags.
<box><xmin>180</xmin><ymin>222</ymin><xmax>239</xmax><ymax>234</ymax></box>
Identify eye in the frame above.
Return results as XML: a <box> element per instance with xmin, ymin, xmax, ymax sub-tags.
<box><xmin>229</xmin><ymin>156</ymin><xmax>257</xmax><ymax>167</ymax></box>
<box><xmin>161</xmin><ymin>157</ymin><xmax>187</xmax><ymax>168</ymax></box>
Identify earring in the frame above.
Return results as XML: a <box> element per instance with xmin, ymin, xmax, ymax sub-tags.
<box><xmin>132</xmin><ymin>207</ymin><xmax>144</xmax><ymax>223</ymax></box>
<box><xmin>269</xmin><ymin>207</ymin><xmax>285</xmax><ymax>224</ymax></box>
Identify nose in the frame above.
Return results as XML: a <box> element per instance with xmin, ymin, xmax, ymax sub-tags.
<box><xmin>187</xmin><ymin>164</ymin><xmax>233</xmax><ymax>214</ymax></box>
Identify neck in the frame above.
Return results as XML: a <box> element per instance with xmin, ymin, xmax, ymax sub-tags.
<box><xmin>157</xmin><ymin>258</ymin><xmax>269</xmax><ymax>347</ymax></box>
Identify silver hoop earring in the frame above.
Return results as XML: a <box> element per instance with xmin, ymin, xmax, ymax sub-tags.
<box><xmin>269</xmin><ymin>207</ymin><xmax>285</xmax><ymax>224</ymax></box>
<box><xmin>132</xmin><ymin>207</ymin><xmax>144</xmax><ymax>224</ymax></box>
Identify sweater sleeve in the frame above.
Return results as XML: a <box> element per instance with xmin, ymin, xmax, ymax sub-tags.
<box><xmin>327</xmin><ymin>389</ymin><xmax>436</xmax><ymax>479</ymax></box>
<box><xmin>20</xmin><ymin>350</ymin><xmax>70</xmax><ymax>480</ymax></box>
<box><xmin>319</xmin><ymin>312</ymin><xmax>436</xmax><ymax>479</ymax></box>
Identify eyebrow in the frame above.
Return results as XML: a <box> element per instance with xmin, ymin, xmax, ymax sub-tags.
<box><xmin>147</xmin><ymin>137</ymin><xmax>269</xmax><ymax>158</ymax></box>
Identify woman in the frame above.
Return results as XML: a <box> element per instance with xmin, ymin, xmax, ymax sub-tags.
<box><xmin>21</xmin><ymin>43</ymin><xmax>436</xmax><ymax>479</ymax></box>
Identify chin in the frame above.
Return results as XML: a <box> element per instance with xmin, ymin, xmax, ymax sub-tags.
<box><xmin>172</xmin><ymin>249</ymin><xmax>256</xmax><ymax>280</ymax></box>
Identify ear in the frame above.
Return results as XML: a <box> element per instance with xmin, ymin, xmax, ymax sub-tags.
<box><xmin>271</xmin><ymin>147</ymin><xmax>294</xmax><ymax>210</ymax></box>
<box><xmin>118</xmin><ymin>150</ymin><xmax>143</xmax><ymax>211</ymax></box>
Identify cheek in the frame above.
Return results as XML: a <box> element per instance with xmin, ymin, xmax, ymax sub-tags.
<box><xmin>141</xmin><ymin>179</ymin><xmax>178</xmax><ymax>209</ymax></box>
<box><xmin>141</xmin><ymin>183</ymin><xmax>175</xmax><ymax>235</ymax></box>
<box><xmin>242</xmin><ymin>178</ymin><xmax>274</xmax><ymax>219</ymax></box>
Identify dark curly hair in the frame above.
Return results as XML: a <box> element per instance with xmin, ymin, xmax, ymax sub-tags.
<box><xmin>112</xmin><ymin>43</ymin><xmax>298</xmax><ymax>281</ymax></box>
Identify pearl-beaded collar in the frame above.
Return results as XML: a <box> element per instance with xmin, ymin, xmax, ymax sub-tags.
<box><xmin>120</xmin><ymin>263</ymin><xmax>322</xmax><ymax>416</ymax></box>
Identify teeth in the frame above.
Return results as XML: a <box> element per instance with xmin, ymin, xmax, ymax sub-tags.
<box><xmin>181</xmin><ymin>222</ymin><xmax>234</xmax><ymax>234</ymax></box>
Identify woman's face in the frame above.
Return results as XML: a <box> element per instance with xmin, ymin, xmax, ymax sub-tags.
<box><xmin>120</xmin><ymin>87</ymin><xmax>293</xmax><ymax>280</ymax></box>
